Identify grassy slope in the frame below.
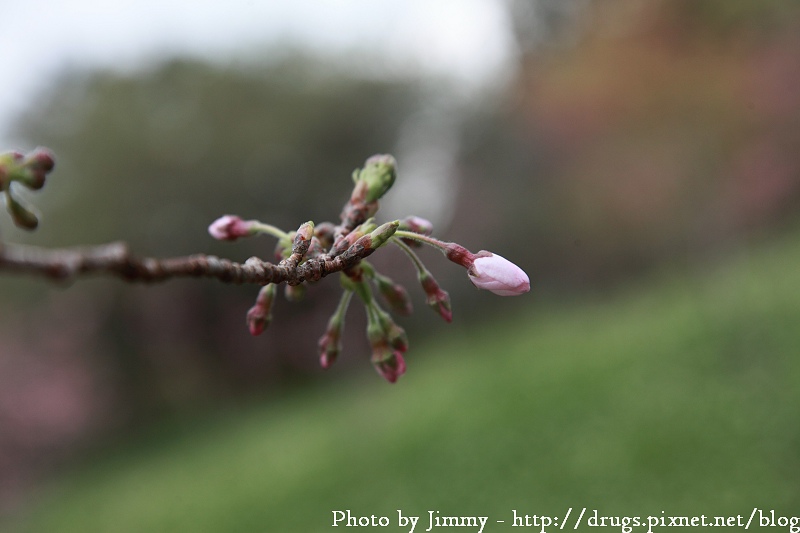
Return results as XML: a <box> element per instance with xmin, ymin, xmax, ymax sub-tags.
<box><xmin>10</xmin><ymin>232</ymin><xmax>800</xmax><ymax>532</ymax></box>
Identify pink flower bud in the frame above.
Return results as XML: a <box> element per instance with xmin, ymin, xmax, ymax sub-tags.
<box><xmin>208</xmin><ymin>215</ymin><xmax>252</xmax><ymax>241</ymax></box>
<box><xmin>246</xmin><ymin>305</ymin><xmax>269</xmax><ymax>336</ymax></box>
<box><xmin>372</xmin><ymin>350</ymin><xmax>406</xmax><ymax>384</ymax></box>
<box><xmin>376</xmin><ymin>277</ymin><xmax>413</xmax><ymax>316</ymax></box>
<box><xmin>399</xmin><ymin>216</ymin><xmax>434</xmax><ymax>248</ymax></box>
<box><xmin>318</xmin><ymin>330</ymin><xmax>341</xmax><ymax>369</ymax></box>
<box><xmin>26</xmin><ymin>147</ymin><xmax>55</xmax><ymax>173</ymax></box>
<box><xmin>401</xmin><ymin>215</ymin><xmax>433</xmax><ymax>235</ymax></box>
<box><xmin>467</xmin><ymin>252</ymin><xmax>530</xmax><ymax>296</ymax></box>
<box><xmin>420</xmin><ymin>272</ymin><xmax>452</xmax><ymax>322</ymax></box>
<box><xmin>246</xmin><ymin>284</ymin><xmax>276</xmax><ymax>336</ymax></box>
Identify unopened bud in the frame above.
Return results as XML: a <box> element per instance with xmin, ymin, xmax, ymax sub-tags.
<box><xmin>246</xmin><ymin>284</ymin><xmax>276</xmax><ymax>336</ymax></box>
<box><xmin>293</xmin><ymin>221</ymin><xmax>314</xmax><ymax>249</ymax></box>
<box><xmin>356</xmin><ymin>154</ymin><xmax>397</xmax><ymax>203</ymax></box>
<box><xmin>0</xmin><ymin>151</ymin><xmax>25</xmax><ymax>190</ymax></box>
<box><xmin>26</xmin><ymin>147</ymin><xmax>55</xmax><ymax>173</ymax></box>
<box><xmin>341</xmin><ymin>221</ymin><xmax>399</xmax><ymax>262</ymax></box>
<box><xmin>371</xmin><ymin>348</ymin><xmax>406</xmax><ymax>384</ymax></box>
<box><xmin>208</xmin><ymin>215</ymin><xmax>254</xmax><ymax>241</ymax></box>
<box><xmin>367</xmin><ymin>220</ymin><xmax>399</xmax><ymax>249</ymax></box>
<box><xmin>467</xmin><ymin>251</ymin><xmax>530</xmax><ymax>296</ymax></box>
<box><xmin>318</xmin><ymin>329</ymin><xmax>341</xmax><ymax>369</ymax></box>
<box><xmin>331</xmin><ymin>218</ymin><xmax>377</xmax><ymax>256</ymax></box>
<box><xmin>0</xmin><ymin>148</ymin><xmax>55</xmax><ymax>191</ymax></box>
<box><xmin>319</xmin><ymin>290</ymin><xmax>353</xmax><ymax>369</ymax></box>
<box><xmin>375</xmin><ymin>275</ymin><xmax>413</xmax><ymax>316</ymax></box>
<box><xmin>399</xmin><ymin>215</ymin><xmax>433</xmax><ymax>237</ymax></box>
<box><xmin>420</xmin><ymin>271</ymin><xmax>452</xmax><ymax>323</ymax></box>
<box><xmin>5</xmin><ymin>190</ymin><xmax>39</xmax><ymax>230</ymax></box>
<box><xmin>21</xmin><ymin>148</ymin><xmax>55</xmax><ymax>190</ymax></box>
<box><xmin>378</xmin><ymin>310</ymin><xmax>408</xmax><ymax>352</ymax></box>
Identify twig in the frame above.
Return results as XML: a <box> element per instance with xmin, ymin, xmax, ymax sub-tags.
<box><xmin>0</xmin><ymin>238</ymin><xmax>377</xmax><ymax>285</ymax></box>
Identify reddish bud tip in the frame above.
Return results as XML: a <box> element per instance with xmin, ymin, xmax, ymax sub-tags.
<box><xmin>27</xmin><ymin>148</ymin><xmax>55</xmax><ymax>173</ymax></box>
<box><xmin>318</xmin><ymin>330</ymin><xmax>341</xmax><ymax>369</ymax></box>
<box><xmin>377</xmin><ymin>279</ymin><xmax>413</xmax><ymax>316</ymax></box>
<box><xmin>373</xmin><ymin>351</ymin><xmax>406</xmax><ymax>383</ymax></box>
<box><xmin>246</xmin><ymin>306</ymin><xmax>269</xmax><ymax>336</ymax></box>
<box><xmin>400</xmin><ymin>215</ymin><xmax>433</xmax><ymax>235</ymax></box>
<box><xmin>420</xmin><ymin>273</ymin><xmax>452</xmax><ymax>322</ymax></box>
<box><xmin>444</xmin><ymin>243</ymin><xmax>475</xmax><ymax>269</ymax></box>
<box><xmin>208</xmin><ymin>215</ymin><xmax>253</xmax><ymax>241</ymax></box>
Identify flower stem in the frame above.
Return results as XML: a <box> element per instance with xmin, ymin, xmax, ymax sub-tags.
<box><xmin>393</xmin><ymin>230</ymin><xmax>448</xmax><ymax>251</ymax></box>
<box><xmin>250</xmin><ymin>222</ymin><xmax>291</xmax><ymax>240</ymax></box>
<box><xmin>392</xmin><ymin>237</ymin><xmax>428</xmax><ymax>275</ymax></box>
<box><xmin>393</xmin><ymin>230</ymin><xmax>475</xmax><ymax>268</ymax></box>
<box><xmin>333</xmin><ymin>289</ymin><xmax>354</xmax><ymax>323</ymax></box>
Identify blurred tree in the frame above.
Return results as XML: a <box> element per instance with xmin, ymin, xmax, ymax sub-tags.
<box><xmin>456</xmin><ymin>0</ymin><xmax>800</xmax><ymax>292</ymax></box>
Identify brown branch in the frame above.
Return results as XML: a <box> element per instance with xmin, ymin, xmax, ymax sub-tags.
<box><xmin>0</xmin><ymin>152</ymin><xmax>400</xmax><ymax>286</ymax></box>
<box><xmin>0</xmin><ymin>239</ymin><xmax>377</xmax><ymax>285</ymax></box>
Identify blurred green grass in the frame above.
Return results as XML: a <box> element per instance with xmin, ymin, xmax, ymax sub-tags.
<box><xmin>9</xmin><ymin>231</ymin><xmax>800</xmax><ymax>532</ymax></box>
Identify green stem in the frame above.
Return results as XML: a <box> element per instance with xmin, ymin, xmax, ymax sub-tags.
<box><xmin>393</xmin><ymin>230</ymin><xmax>448</xmax><ymax>252</ymax></box>
<box><xmin>392</xmin><ymin>237</ymin><xmax>429</xmax><ymax>276</ymax></box>
<box><xmin>251</xmin><ymin>222</ymin><xmax>291</xmax><ymax>240</ymax></box>
<box><xmin>332</xmin><ymin>289</ymin><xmax>354</xmax><ymax>323</ymax></box>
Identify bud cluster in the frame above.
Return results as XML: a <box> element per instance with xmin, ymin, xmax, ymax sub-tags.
<box><xmin>202</xmin><ymin>154</ymin><xmax>530</xmax><ymax>382</ymax></box>
<box><xmin>0</xmin><ymin>148</ymin><xmax>56</xmax><ymax>230</ymax></box>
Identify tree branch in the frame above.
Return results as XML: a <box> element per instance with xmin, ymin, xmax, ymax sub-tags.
<box><xmin>0</xmin><ymin>238</ymin><xmax>377</xmax><ymax>285</ymax></box>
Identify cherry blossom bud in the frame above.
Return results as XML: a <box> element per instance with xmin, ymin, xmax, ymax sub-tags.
<box><xmin>319</xmin><ymin>290</ymin><xmax>353</xmax><ymax>369</ymax></box>
<box><xmin>467</xmin><ymin>252</ymin><xmax>530</xmax><ymax>296</ymax></box>
<box><xmin>398</xmin><ymin>215</ymin><xmax>433</xmax><ymax>248</ymax></box>
<box><xmin>246</xmin><ymin>284</ymin><xmax>276</xmax><ymax>336</ymax></box>
<box><xmin>331</xmin><ymin>219</ymin><xmax>377</xmax><ymax>256</ymax></box>
<box><xmin>26</xmin><ymin>148</ymin><xmax>55</xmax><ymax>173</ymax></box>
<box><xmin>400</xmin><ymin>215</ymin><xmax>433</xmax><ymax>235</ymax></box>
<box><xmin>372</xmin><ymin>349</ymin><xmax>406</xmax><ymax>384</ymax></box>
<box><xmin>21</xmin><ymin>148</ymin><xmax>55</xmax><ymax>190</ymax></box>
<box><xmin>5</xmin><ymin>190</ymin><xmax>38</xmax><ymax>230</ymax></box>
<box><xmin>293</xmin><ymin>221</ymin><xmax>314</xmax><ymax>250</ymax></box>
<box><xmin>366</xmin><ymin>221</ymin><xmax>400</xmax><ymax>249</ymax></box>
<box><xmin>356</xmin><ymin>154</ymin><xmax>397</xmax><ymax>203</ymax></box>
<box><xmin>1</xmin><ymin>148</ymin><xmax>55</xmax><ymax>192</ymax></box>
<box><xmin>208</xmin><ymin>215</ymin><xmax>254</xmax><ymax>241</ymax></box>
<box><xmin>376</xmin><ymin>308</ymin><xmax>409</xmax><ymax>352</ymax></box>
<box><xmin>318</xmin><ymin>329</ymin><xmax>341</xmax><ymax>369</ymax></box>
<box><xmin>0</xmin><ymin>151</ymin><xmax>25</xmax><ymax>190</ymax></box>
<box><xmin>374</xmin><ymin>274</ymin><xmax>413</xmax><ymax>316</ymax></box>
<box><xmin>342</xmin><ymin>221</ymin><xmax>399</xmax><ymax>262</ymax></box>
<box><xmin>419</xmin><ymin>271</ymin><xmax>452</xmax><ymax>322</ymax></box>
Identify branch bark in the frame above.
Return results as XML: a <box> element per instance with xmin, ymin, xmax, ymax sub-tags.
<box><xmin>0</xmin><ymin>239</ymin><xmax>375</xmax><ymax>285</ymax></box>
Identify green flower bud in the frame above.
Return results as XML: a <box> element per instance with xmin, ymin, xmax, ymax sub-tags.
<box><xmin>5</xmin><ymin>189</ymin><xmax>39</xmax><ymax>230</ymax></box>
<box><xmin>356</xmin><ymin>154</ymin><xmax>397</xmax><ymax>202</ymax></box>
<box><xmin>366</xmin><ymin>220</ymin><xmax>399</xmax><ymax>249</ymax></box>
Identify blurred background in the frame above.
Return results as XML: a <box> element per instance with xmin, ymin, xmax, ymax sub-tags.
<box><xmin>1</xmin><ymin>0</ymin><xmax>799</xmax><ymax>530</ymax></box>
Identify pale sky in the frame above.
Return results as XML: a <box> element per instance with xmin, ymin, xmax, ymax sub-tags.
<box><xmin>0</xmin><ymin>0</ymin><xmax>518</xmax><ymax>146</ymax></box>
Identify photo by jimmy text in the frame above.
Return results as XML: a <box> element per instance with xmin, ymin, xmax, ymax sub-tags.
<box><xmin>332</xmin><ymin>510</ymin><xmax>489</xmax><ymax>533</ymax></box>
